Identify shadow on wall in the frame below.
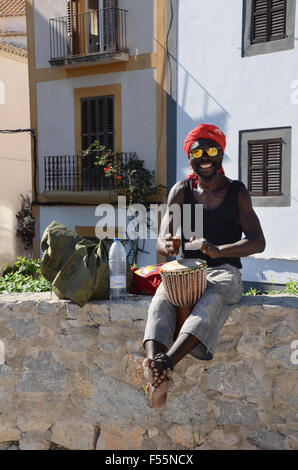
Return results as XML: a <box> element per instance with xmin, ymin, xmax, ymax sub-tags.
<box><xmin>160</xmin><ymin>28</ymin><xmax>232</xmax><ymax>183</ymax></box>
<box><xmin>0</xmin><ymin>202</ymin><xmax>17</xmax><ymax>274</ymax></box>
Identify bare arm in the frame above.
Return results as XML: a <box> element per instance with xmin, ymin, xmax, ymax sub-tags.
<box><xmin>156</xmin><ymin>181</ymin><xmax>184</xmax><ymax>257</ymax></box>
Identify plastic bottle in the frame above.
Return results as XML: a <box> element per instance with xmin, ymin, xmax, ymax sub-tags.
<box><xmin>109</xmin><ymin>238</ymin><xmax>127</xmax><ymax>301</ymax></box>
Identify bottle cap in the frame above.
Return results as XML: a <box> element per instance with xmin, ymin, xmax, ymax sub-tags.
<box><xmin>114</xmin><ymin>238</ymin><xmax>120</xmax><ymax>242</ymax></box>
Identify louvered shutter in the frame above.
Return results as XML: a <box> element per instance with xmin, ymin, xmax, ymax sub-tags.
<box><xmin>251</xmin><ymin>0</ymin><xmax>286</xmax><ymax>44</ymax></box>
<box><xmin>81</xmin><ymin>95</ymin><xmax>114</xmax><ymax>151</ymax></box>
<box><xmin>66</xmin><ymin>0</ymin><xmax>80</xmax><ymax>54</ymax></box>
<box><xmin>104</xmin><ymin>0</ymin><xmax>118</xmax><ymax>50</ymax></box>
<box><xmin>266</xmin><ymin>140</ymin><xmax>282</xmax><ymax>194</ymax></box>
<box><xmin>251</xmin><ymin>0</ymin><xmax>269</xmax><ymax>43</ymax></box>
<box><xmin>248</xmin><ymin>139</ymin><xmax>282</xmax><ymax>196</ymax></box>
<box><xmin>270</xmin><ymin>0</ymin><xmax>287</xmax><ymax>40</ymax></box>
<box><xmin>248</xmin><ymin>141</ymin><xmax>265</xmax><ymax>195</ymax></box>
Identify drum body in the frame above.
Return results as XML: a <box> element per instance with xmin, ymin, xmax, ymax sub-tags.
<box><xmin>160</xmin><ymin>258</ymin><xmax>207</xmax><ymax>340</ymax></box>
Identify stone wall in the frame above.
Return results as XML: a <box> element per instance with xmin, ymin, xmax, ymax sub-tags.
<box><xmin>0</xmin><ymin>292</ymin><xmax>297</xmax><ymax>450</ymax></box>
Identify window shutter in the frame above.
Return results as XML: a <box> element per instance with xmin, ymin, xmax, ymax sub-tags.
<box><xmin>67</xmin><ymin>0</ymin><xmax>73</xmax><ymax>37</ymax></box>
<box><xmin>251</xmin><ymin>0</ymin><xmax>269</xmax><ymax>44</ymax></box>
<box><xmin>248</xmin><ymin>139</ymin><xmax>282</xmax><ymax>196</ymax></box>
<box><xmin>251</xmin><ymin>0</ymin><xmax>286</xmax><ymax>44</ymax></box>
<box><xmin>80</xmin><ymin>95</ymin><xmax>114</xmax><ymax>151</ymax></box>
<box><xmin>248</xmin><ymin>141</ymin><xmax>265</xmax><ymax>195</ymax></box>
<box><xmin>266</xmin><ymin>140</ymin><xmax>282</xmax><ymax>194</ymax></box>
<box><xmin>270</xmin><ymin>0</ymin><xmax>287</xmax><ymax>40</ymax></box>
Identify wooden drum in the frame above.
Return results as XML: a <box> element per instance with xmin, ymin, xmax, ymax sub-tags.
<box><xmin>160</xmin><ymin>258</ymin><xmax>207</xmax><ymax>340</ymax></box>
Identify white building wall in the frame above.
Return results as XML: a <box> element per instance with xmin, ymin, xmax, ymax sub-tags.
<box><xmin>39</xmin><ymin>205</ymin><xmax>157</xmax><ymax>267</ymax></box>
<box><xmin>34</xmin><ymin>0</ymin><xmax>155</xmax><ymax>70</ymax></box>
<box><xmin>176</xmin><ymin>0</ymin><xmax>298</xmax><ymax>284</ymax></box>
<box><xmin>36</xmin><ymin>67</ymin><xmax>156</xmax><ymax>192</ymax></box>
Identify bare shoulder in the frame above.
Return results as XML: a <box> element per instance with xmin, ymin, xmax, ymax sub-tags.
<box><xmin>167</xmin><ymin>180</ymin><xmax>185</xmax><ymax>206</ymax></box>
<box><xmin>235</xmin><ymin>180</ymin><xmax>254</xmax><ymax>210</ymax></box>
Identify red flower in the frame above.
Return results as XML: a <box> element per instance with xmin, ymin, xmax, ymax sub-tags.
<box><xmin>104</xmin><ymin>165</ymin><xmax>112</xmax><ymax>173</ymax></box>
<box><xmin>115</xmin><ymin>175</ymin><xmax>122</xmax><ymax>180</ymax></box>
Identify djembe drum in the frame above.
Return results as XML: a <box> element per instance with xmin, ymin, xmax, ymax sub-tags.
<box><xmin>160</xmin><ymin>258</ymin><xmax>207</xmax><ymax>340</ymax></box>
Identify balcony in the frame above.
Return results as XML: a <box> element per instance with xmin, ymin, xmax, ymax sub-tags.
<box><xmin>49</xmin><ymin>8</ymin><xmax>129</xmax><ymax>67</ymax></box>
<box><xmin>42</xmin><ymin>153</ymin><xmax>135</xmax><ymax>203</ymax></box>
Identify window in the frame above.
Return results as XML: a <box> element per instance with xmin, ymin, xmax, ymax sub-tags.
<box><xmin>248</xmin><ymin>138</ymin><xmax>282</xmax><ymax>196</ymax></box>
<box><xmin>242</xmin><ymin>0</ymin><xmax>296</xmax><ymax>56</ymax></box>
<box><xmin>80</xmin><ymin>95</ymin><xmax>114</xmax><ymax>151</ymax></box>
<box><xmin>251</xmin><ymin>0</ymin><xmax>286</xmax><ymax>44</ymax></box>
<box><xmin>239</xmin><ymin>127</ymin><xmax>291</xmax><ymax>207</ymax></box>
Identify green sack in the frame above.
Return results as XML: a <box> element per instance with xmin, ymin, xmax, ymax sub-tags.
<box><xmin>40</xmin><ymin>220</ymin><xmax>132</xmax><ymax>307</ymax></box>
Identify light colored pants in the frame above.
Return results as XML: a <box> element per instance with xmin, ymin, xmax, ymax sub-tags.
<box><xmin>143</xmin><ymin>263</ymin><xmax>242</xmax><ymax>360</ymax></box>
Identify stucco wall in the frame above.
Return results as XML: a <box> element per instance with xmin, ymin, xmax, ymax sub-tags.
<box><xmin>0</xmin><ymin>54</ymin><xmax>31</xmax><ymax>268</ymax></box>
<box><xmin>37</xmin><ymin>67</ymin><xmax>156</xmax><ymax>189</ymax></box>
<box><xmin>34</xmin><ymin>0</ymin><xmax>155</xmax><ymax>70</ymax></box>
<box><xmin>175</xmin><ymin>0</ymin><xmax>298</xmax><ymax>283</ymax></box>
<box><xmin>0</xmin><ymin>292</ymin><xmax>297</xmax><ymax>450</ymax></box>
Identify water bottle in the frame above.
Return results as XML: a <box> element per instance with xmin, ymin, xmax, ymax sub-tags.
<box><xmin>109</xmin><ymin>238</ymin><xmax>127</xmax><ymax>301</ymax></box>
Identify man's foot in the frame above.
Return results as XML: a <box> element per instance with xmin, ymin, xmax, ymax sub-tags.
<box><xmin>142</xmin><ymin>358</ymin><xmax>172</xmax><ymax>388</ymax></box>
<box><xmin>148</xmin><ymin>378</ymin><xmax>173</xmax><ymax>409</ymax></box>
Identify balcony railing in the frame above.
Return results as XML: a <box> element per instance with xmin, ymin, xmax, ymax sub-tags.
<box><xmin>44</xmin><ymin>153</ymin><xmax>136</xmax><ymax>192</ymax></box>
<box><xmin>49</xmin><ymin>8</ymin><xmax>128</xmax><ymax>64</ymax></box>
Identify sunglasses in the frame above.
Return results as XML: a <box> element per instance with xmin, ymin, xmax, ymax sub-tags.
<box><xmin>191</xmin><ymin>146</ymin><xmax>221</xmax><ymax>158</ymax></box>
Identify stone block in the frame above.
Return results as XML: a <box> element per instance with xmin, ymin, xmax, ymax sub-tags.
<box><xmin>0</xmin><ymin>419</ymin><xmax>20</xmax><ymax>443</ymax></box>
<box><xmin>163</xmin><ymin>386</ymin><xmax>208</xmax><ymax>425</ymax></box>
<box><xmin>88</xmin><ymin>304</ymin><xmax>110</xmax><ymax>325</ymax></box>
<box><xmin>35</xmin><ymin>300</ymin><xmax>64</xmax><ymax>314</ymax></box>
<box><xmin>166</xmin><ymin>424</ymin><xmax>201</xmax><ymax>448</ymax></box>
<box><xmin>207</xmin><ymin>361</ymin><xmax>266</xmax><ymax>397</ymax></box>
<box><xmin>51</xmin><ymin>419</ymin><xmax>96</xmax><ymax>450</ymax></box>
<box><xmin>236</xmin><ymin>327</ymin><xmax>265</xmax><ymax>359</ymax></box>
<box><xmin>58</xmin><ymin>327</ymin><xmax>98</xmax><ymax>352</ymax></box>
<box><xmin>215</xmin><ymin>399</ymin><xmax>259</xmax><ymax>425</ymax></box>
<box><xmin>248</xmin><ymin>430</ymin><xmax>286</xmax><ymax>450</ymax></box>
<box><xmin>266</xmin><ymin>344</ymin><xmax>296</xmax><ymax>368</ymax></box>
<box><xmin>17</xmin><ymin>350</ymin><xmax>67</xmax><ymax>393</ymax></box>
<box><xmin>209</xmin><ymin>429</ymin><xmax>239</xmax><ymax>448</ymax></box>
<box><xmin>19</xmin><ymin>431</ymin><xmax>52</xmax><ymax>450</ymax></box>
<box><xmin>7</xmin><ymin>315</ymin><xmax>40</xmax><ymax>339</ymax></box>
<box><xmin>110</xmin><ymin>300</ymin><xmax>150</xmax><ymax>322</ymax></box>
<box><xmin>96</xmin><ymin>424</ymin><xmax>144</xmax><ymax>450</ymax></box>
<box><xmin>272</xmin><ymin>322</ymin><xmax>295</xmax><ymax>338</ymax></box>
<box><xmin>76</xmin><ymin>367</ymin><xmax>155</xmax><ymax>425</ymax></box>
<box><xmin>273</xmin><ymin>371</ymin><xmax>298</xmax><ymax>407</ymax></box>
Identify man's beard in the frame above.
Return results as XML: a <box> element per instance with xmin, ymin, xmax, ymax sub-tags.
<box><xmin>195</xmin><ymin>161</ymin><xmax>221</xmax><ymax>180</ymax></box>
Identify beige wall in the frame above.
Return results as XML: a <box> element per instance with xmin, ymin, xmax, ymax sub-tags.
<box><xmin>0</xmin><ymin>53</ymin><xmax>31</xmax><ymax>270</ymax></box>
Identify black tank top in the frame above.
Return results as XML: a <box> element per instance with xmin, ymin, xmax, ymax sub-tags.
<box><xmin>181</xmin><ymin>178</ymin><xmax>243</xmax><ymax>268</ymax></box>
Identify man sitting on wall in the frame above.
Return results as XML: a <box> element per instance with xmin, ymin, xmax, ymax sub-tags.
<box><xmin>142</xmin><ymin>123</ymin><xmax>266</xmax><ymax>408</ymax></box>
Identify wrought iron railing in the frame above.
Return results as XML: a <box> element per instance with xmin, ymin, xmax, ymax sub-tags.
<box><xmin>44</xmin><ymin>153</ymin><xmax>135</xmax><ymax>192</ymax></box>
<box><xmin>49</xmin><ymin>8</ymin><xmax>128</xmax><ymax>61</ymax></box>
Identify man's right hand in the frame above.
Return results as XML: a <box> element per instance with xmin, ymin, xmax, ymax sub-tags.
<box><xmin>164</xmin><ymin>234</ymin><xmax>181</xmax><ymax>257</ymax></box>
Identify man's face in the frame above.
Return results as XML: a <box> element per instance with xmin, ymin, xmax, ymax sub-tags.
<box><xmin>189</xmin><ymin>138</ymin><xmax>223</xmax><ymax>180</ymax></box>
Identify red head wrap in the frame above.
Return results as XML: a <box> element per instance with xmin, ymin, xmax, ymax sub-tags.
<box><xmin>184</xmin><ymin>123</ymin><xmax>226</xmax><ymax>187</ymax></box>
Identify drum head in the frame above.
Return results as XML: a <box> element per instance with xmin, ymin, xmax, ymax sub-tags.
<box><xmin>160</xmin><ymin>258</ymin><xmax>206</xmax><ymax>274</ymax></box>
